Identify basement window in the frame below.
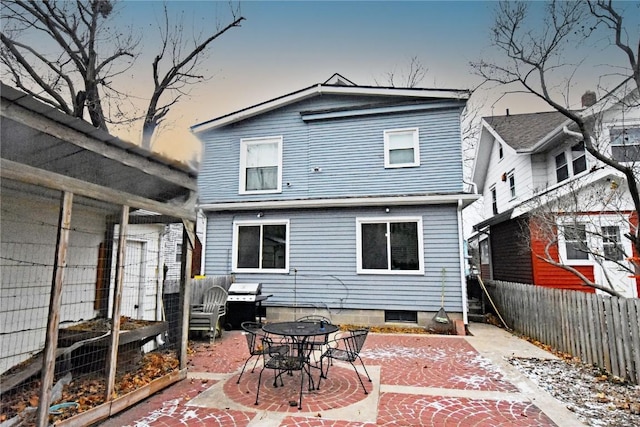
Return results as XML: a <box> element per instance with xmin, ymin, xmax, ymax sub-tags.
<box><xmin>385</xmin><ymin>310</ymin><xmax>417</xmax><ymax>323</ymax></box>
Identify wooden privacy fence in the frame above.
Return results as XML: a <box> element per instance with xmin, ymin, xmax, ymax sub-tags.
<box><xmin>190</xmin><ymin>275</ymin><xmax>234</xmax><ymax>305</ymax></box>
<box><xmin>485</xmin><ymin>280</ymin><xmax>640</xmax><ymax>385</ymax></box>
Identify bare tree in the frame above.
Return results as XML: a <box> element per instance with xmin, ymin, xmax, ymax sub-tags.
<box><xmin>141</xmin><ymin>3</ymin><xmax>243</xmax><ymax>149</ymax></box>
<box><xmin>1</xmin><ymin>0</ymin><xmax>135</xmax><ymax>130</ymax></box>
<box><xmin>0</xmin><ymin>0</ymin><xmax>244</xmax><ymax>149</ymax></box>
<box><xmin>519</xmin><ymin>173</ymin><xmax>632</xmax><ymax>297</ymax></box>
<box><xmin>471</xmin><ymin>0</ymin><xmax>640</xmax><ymax>286</ymax></box>
<box><xmin>375</xmin><ymin>56</ymin><xmax>429</xmax><ymax>88</ymax></box>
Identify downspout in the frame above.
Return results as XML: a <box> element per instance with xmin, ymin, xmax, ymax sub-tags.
<box><xmin>457</xmin><ymin>199</ymin><xmax>469</xmax><ymax>325</ymax></box>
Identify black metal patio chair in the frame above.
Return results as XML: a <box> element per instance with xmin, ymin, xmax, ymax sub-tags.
<box><xmin>237</xmin><ymin>321</ymin><xmax>288</xmax><ymax>384</ymax></box>
<box><xmin>295</xmin><ymin>315</ymin><xmax>333</xmax><ymax>363</ymax></box>
<box><xmin>317</xmin><ymin>327</ymin><xmax>372</xmax><ymax>394</ymax></box>
<box><xmin>255</xmin><ymin>337</ymin><xmax>309</xmax><ymax>410</ymax></box>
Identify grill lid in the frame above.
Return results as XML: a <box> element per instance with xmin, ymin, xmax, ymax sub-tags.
<box><xmin>228</xmin><ymin>283</ymin><xmax>261</xmax><ymax>295</ymax></box>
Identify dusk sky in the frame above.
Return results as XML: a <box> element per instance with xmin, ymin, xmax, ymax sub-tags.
<box><xmin>102</xmin><ymin>1</ymin><xmax>635</xmax><ymax>165</ymax></box>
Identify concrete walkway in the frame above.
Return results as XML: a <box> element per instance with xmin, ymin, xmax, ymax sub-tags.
<box><xmin>98</xmin><ymin>323</ymin><xmax>583</xmax><ymax>426</ymax></box>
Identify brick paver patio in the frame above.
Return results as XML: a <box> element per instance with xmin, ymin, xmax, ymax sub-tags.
<box><xmin>98</xmin><ymin>329</ymin><xmax>560</xmax><ymax>427</ymax></box>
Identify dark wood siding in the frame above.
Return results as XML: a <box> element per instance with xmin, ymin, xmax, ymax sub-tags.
<box><xmin>490</xmin><ymin>217</ymin><xmax>533</xmax><ymax>283</ymax></box>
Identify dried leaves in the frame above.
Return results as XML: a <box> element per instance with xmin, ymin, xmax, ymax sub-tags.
<box><xmin>0</xmin><ymin>351</ymin><xmax>178</xmax><ymax>424</ymax></box>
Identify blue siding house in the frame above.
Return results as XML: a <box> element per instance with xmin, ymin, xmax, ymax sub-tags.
<box><xmin>191</xmin><ymin>75</ymin><xmax>477</xmax><ymax>328</ymax></box>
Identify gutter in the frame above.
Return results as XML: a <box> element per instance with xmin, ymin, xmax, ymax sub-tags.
<box><xmin>562</xmin><ymin>126</ymin><xmax>584</xmax><ymax>139</ymax></box>
<box><xmin>198</xmin><ymin>193</ymin><xmax>480</xmax><ymax>212</ymax></box>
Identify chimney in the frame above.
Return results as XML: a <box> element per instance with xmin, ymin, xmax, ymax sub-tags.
<box><xmin>582</xmin><ymin>90</ymin><xmax>597</xmax><ymax>108</ymax></box>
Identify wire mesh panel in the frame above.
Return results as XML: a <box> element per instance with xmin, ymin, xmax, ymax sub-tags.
<box><xmin>0</xmin><ymin>179</ymin><xmax>187</xmax><ymax>425</ymax></box>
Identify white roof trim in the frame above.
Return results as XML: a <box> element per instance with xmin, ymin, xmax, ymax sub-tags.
<box><xmin>198</xmin><ymin>193</ymin><xmax>480</xmax><ymax>212</ymax></box>
<box><xmin>191</xmin><ymin>84</ymin><xmax>470</xmax><ymax>134</ymax></box>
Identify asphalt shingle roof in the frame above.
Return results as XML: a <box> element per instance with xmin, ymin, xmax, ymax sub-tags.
<box><xmin>484</xmin><ymin>111</ymin><xmax>569</xmax><ymax>150</ymax></box>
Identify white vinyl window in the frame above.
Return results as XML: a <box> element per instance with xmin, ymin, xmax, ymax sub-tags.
<box><xmin>555</xmin><ymin>142</ymin><xmax>587</xmax><ymax>184</ymax></box>
<box><xmin>384</xmin><ymin>128</ymin><xmax>420</xmax><ymax>168</ymax></box>
<box><xmin>232</xmin><ymin>220</ymin><xmax>289</xmax><ymax>273</ymax></box>
<box><xmin>356</xmin><ymin>217</ymin><xmax>424</xmax><ymax>274</ymax></box>
<box><xmin>239</xmin><ymin>136</ymin><xmax>282</xmax><ymax>194</ymax></box>
<box><xmin>562</xmin><ymin>222</ymin><xmax>589</xmax><ymax>261</ymax></box>
<box><xmin>610</xmin><ymin>126</ymin><xmax>640</xmax><ymax>162</ymax></box>
<box><xmin>602</xmin><ymin>225</ymin><xmax>624</xmax><ymax>261</ymax></box>
<box><xmin>508</xmin><ymin>170</ymin><xmax>516</xmax><ymax>199</ymax></box>
<box><xmin>490</xmin><ymin>185</ymin><xmax>498</xmax><ymax>215</ymax></box>
<box><xmin>175</xmin><ymin>243</ymin><xmax>182</xmax><ymax>263</ymax></box>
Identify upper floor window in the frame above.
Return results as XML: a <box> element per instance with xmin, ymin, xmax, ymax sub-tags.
<box><xmin>356</xmin><ymin>217</ymin><xmax>424</xmax><ymax>274</ymax></box>
<box><xmin>175</xmin><ymin>243</ymin><xmax>182</xmax><ymax>263</ymax></box>
<box><xmin>384</xmin><ymin>128</ymin><xmax>420</xmax><ymax>168</ymax></box>
<box><xmin>555</xmin><ymin>142</ymin><xmax>587</xmax><ymax>183</ymax></box>
<box><xmin>610</xmin><ymin>126</ymin><xmax>640</xmax><ymax>162</ymax></box>
<box><xmin>508</xmin><ymin>170</ymin><xmax>516</xmax><ymax>199</ymax></box>
<box><xmin>233</xmin><ymin>220</ymin><xmax>289</xmax><ymax>272</ymax></box>
<box><xmin>498</xmin><ymin>143</ymin><xmax>504</xmax><ymax>160</ymax></box>
<box><xmin>555</xmin><ymin>152</ymin><xmax>568</xmax><ymax>182</ymax></box>
<box><xmin>239</xmin><ymin>136</ymin><xmax>282</xmax><ymax>194</ymax></box>
<box><xmin>490</xmin><ymin>185</ymin><xmax>498</xmax><ymax>215</ymax></box>
<box><xmin>572</xmin><ymin>142</ymin><xmax>587</xmax><ymax>175</ymax></box>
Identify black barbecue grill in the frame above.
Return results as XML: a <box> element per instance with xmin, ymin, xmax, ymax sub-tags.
<box><xmin>225</xmin><ymin>283</ymin><xmax>271</xmax><ymax>330</ymax></box>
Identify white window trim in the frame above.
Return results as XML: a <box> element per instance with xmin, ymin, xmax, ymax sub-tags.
<box><xmin>239</xmin><ymin>136</ymin><xmax>283</xmax><ymax>195</ymax></box>
<box><xmin>383</xmin><ymin>127</ymin><xmax>420</xmax><ymax>168</ymax></box>
<box><xmin>607</xmin><ymin>121</ymin><xmax>640</xmax><ymax>163</ymax></box>
<box><xmin>355</xmin><ymin>216</ymin><xmax>424</xmax><ymax>275</ymax></box>
<box><xmin>553</xmin><ymin>143</ymin><xmax>588</xmax><ymax>184</ymax></box>
<box><xmin>489</xmin><ymin>184</ymin><xmax>498</xmax><ymax>215</ymax></box>
<box><xmin>232</xmin><ymin>219</ymin><xmax>290</xmax><ymax>273</ymax></box>
<box><xmin>507</xmin><ymin>170</ymin><xmax>516</xmax><ymax>200</ymax></box>
<box><xmin>557</xmin><ymin>218</ymin><xmax>591</xmax><ymax>266</ymax></box>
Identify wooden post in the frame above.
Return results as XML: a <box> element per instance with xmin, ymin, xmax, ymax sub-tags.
<box><xmin>105</xmin><ymin>206</ymin><xmax>130</xmax><ymax>401</ymax></box>
<box><xmin>178</xmin><ymin>220</ymin><xmax>194</xmax><ymax>369</ymax></box>
<box><xmin>36</xmin><ymin>191</ymin><xmax>73</xmax><ymax>427</ymax></box>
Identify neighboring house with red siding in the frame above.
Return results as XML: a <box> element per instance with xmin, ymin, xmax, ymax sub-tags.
<box><xmin>470</xmin><ymin>80</ymin><xmax>639</xmax><ymax>298</ymax></box>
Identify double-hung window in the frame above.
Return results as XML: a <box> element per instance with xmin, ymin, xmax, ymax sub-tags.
<box><xmin>239</xmin><ymin>136</ymin><xmax>282</xmax><ymax>194</ymax></box>
<box><xmin>490</xmin><ymin>185</ymin><xmax>498</xmax><ymax>215</ymax></box>
<box><xmin>384</xmin><ymin>128</ymin><xmax>420</xmax><ymax>168</ymax></box>
<box><xmin>555</xmin><ymin>142</ymin><xmax>588</xmax><ymax>183</ymax></box>
<box><xmin>602</xmin><ymin>226</ymin><xmax>624</xmax><ymax>261</ymax></box>
<box><xmin>233</xmin><ymin>220</ymin><xmax>289</xmax><ymax>272</ymax></box>
<box><xmin>175</xmin><ymin>243</ymin><xmax>182</xmax><ymax>263</ymax></box>
<box><xmin>356</xmin><ymin>217</ymin><xmax>424</xmax><ymax>274</ymax></box>
<box><xmin>610</xmin><ymin>126</ymin><xmax>640</xmax><ymax>162</ymax></box>
<box><xmin>508</xmin><ymin>170</ymin><xmax>516</xmax><ymax>199</ymax></box>
<box><xmin>571</xmin><ymin>142</ymin><xmax>587</xmax><ymax>175</ymax></box>
<box><xmin>555</xmin><ymin>152</ymin><xmax>569</xmax><ymax>182</ymax></box>
<box><xmin>563</xmin><ymin>223</ymin><xmax>589</xmax><ymax>261</ymax></box>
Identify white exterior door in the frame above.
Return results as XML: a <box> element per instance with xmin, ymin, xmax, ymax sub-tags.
<box><xmin>110</xmin><ymin>239</ymin><xmax>146</xmax><ymax>319</ymax></box>
<box><xmin>595</xmin><ymin>223</ymin><xmax>637</xmax><ymax>298</ymax></box>
<box><xmin>121</xmin><ymin>240</ymin><xmax>145</xmax><ymax>318</ymax></box>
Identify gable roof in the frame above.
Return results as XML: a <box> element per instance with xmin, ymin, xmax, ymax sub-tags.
<box><xmin>483</xmin><ymin>111</ymin><xmax>568</xmax><ymax>151</ymax></box>
<box><xmin>472</xmin><ymin>110</ymin><xmax>577</xmax><ymax>193</ymax></box>
<box><xmin>190</xmin><ymin>76</ymin><xmax>470</xmax><ymax>133</ymax></box>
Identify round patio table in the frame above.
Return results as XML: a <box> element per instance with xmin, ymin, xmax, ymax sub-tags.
<box><xmin>262</xmin><ymin>321</ymin><xmax>339</xmax><ymax>394</ymax></box>
<box><xmin>262</xmin><ymin>321</ymin><xmax>338</xmax><ymax>339</ymax></box>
